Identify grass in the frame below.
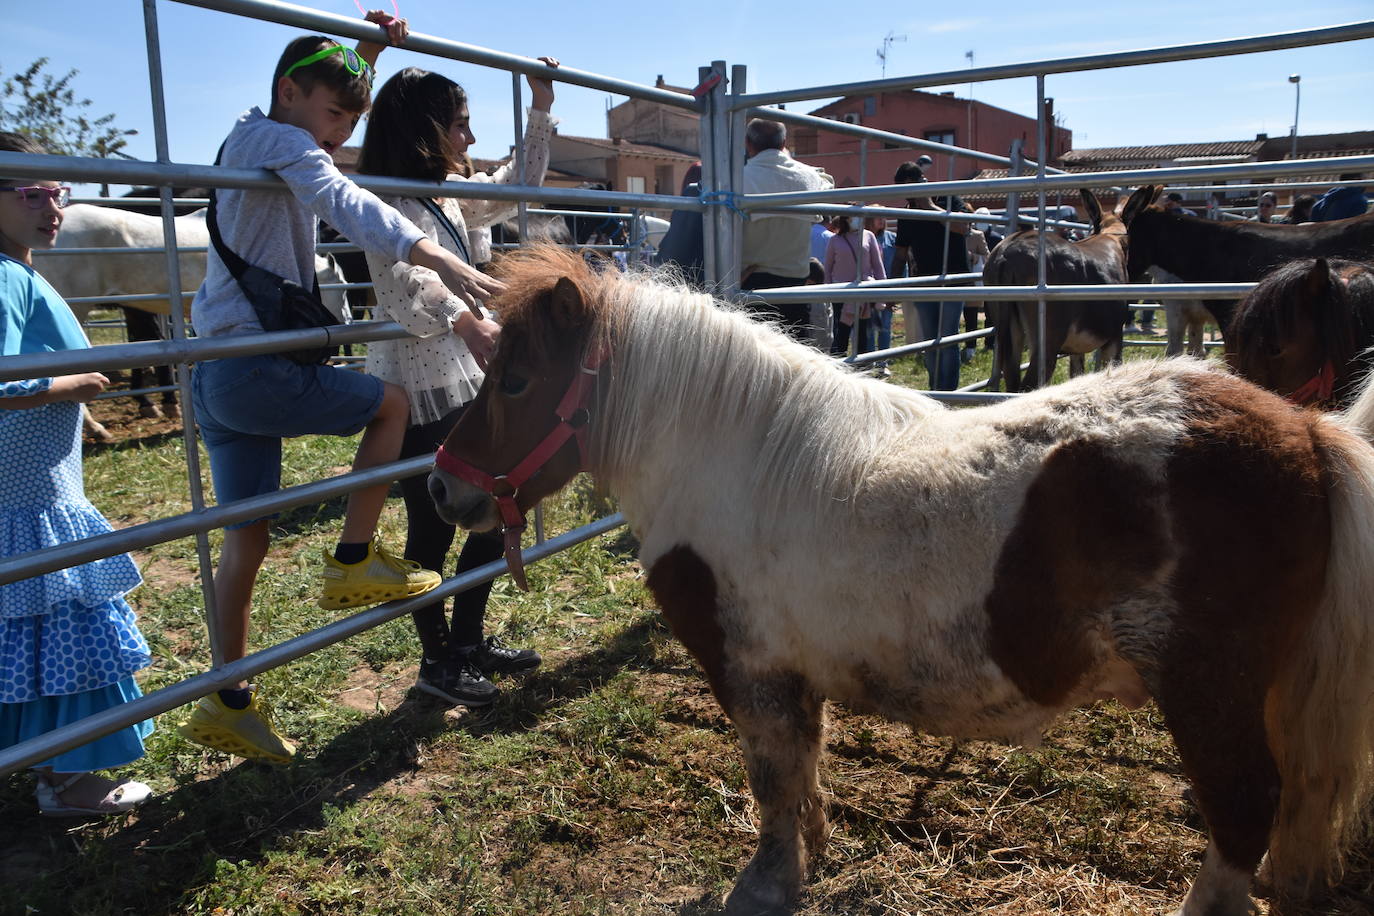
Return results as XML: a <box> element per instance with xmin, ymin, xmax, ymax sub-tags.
<box><xmin>12</xmin><ymin>313</ymin><xmax>1374</xmax><ymax>916</ymax></box>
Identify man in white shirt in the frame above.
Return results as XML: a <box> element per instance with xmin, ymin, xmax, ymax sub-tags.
<box><xmin>740</xmin><ymin>119</ymin><xmax>833</xmax><ymax>340</ymax></box>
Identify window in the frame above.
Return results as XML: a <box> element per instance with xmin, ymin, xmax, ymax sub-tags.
<box><xmin>863</xmin><ymin>96</ymin><xmax>877</xmax><ymax>117</ymax></box>
<box><xmin>625</xmin><ymin>176</ymin><xmax>646</xmax><ymax>194</ymax></box>
<box><xmin>924</xmin><ymin>129</ymin><xmax>956</xmax><ymax>146</ymax></box>
<box><xmin>792</xmin><ymin>130</ymin><xmax>818</xmax><ymax>156</ymax></box>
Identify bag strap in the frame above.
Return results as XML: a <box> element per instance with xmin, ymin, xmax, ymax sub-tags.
<box><xmin>419</xmin><ymin>197</ymin><xmax>471</xmax><ymax>265</ymax></box>
<box><xmin>208</xmin><ymin>143</ymin><xmax>321</xmax><ymax>297</ymax></box>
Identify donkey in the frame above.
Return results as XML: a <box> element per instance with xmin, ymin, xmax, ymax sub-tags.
<box><xmin>985</xmin><ymin>189</ymin><xmax>1129</xmax><ymax>391</ymax></box>
<box><xmin>1122</xmin><ymin>184</ymin><xmax>1374</xmax><ymax>339</ymax></box>
<box><xmin>1227</xmin><ymin>257</ymin><xmax>1374</xmax><ymax>409</ymax></box>
<box><xmin>429</xmin><ymin>246</ymin><xmax>1374</xmax><ymax>916</ymax></box>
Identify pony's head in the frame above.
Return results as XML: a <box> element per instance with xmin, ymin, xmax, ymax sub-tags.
<box><xmin>429</xmin><ymin>246</ymin><xmax>609</xmax><ymax>537</ymax></box>
<box><xmin>1225</xmin><ymin>257</ymin><xmax>1374</xmax><ymax>408</ymax></box>
<box><xmin>1120</xmin><ymin>184</ymin><xmax>1165</xmax><ymax>280</ymax></box>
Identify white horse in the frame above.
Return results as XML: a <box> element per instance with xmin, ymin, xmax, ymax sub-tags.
<box><xmin>430</xmin><ymin>246</ymin><xmax>1374</xmax><ymax>916</ymax></box>
<box><xmin>34</xmin><ymin>204</ymin><xmax>348</xmax><ymax>436</ymax></box>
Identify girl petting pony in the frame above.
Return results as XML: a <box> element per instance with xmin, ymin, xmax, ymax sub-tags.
<box><xmin>0</xmin><ymin>132</ymin><xmax>154</xmax><ymax>816</ymax></box>
<box><xmin>355</xmin><ymin>59</ymin><xmax>559</xmax><ymax>705</ymax></box>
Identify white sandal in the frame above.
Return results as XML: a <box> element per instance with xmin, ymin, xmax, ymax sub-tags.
<box><xmin>34</xmin><ymin>772</ymin><xmax>153</xmax><ymax>817</ymax></box>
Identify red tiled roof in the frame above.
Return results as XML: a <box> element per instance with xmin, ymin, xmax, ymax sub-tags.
<box><xmin>1061</xmin><ymin>140</ymin><xmax>1264</xmax><ymax>163</ymax></box>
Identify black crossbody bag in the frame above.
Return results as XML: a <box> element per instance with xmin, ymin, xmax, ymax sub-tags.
<box><xmin>418</xmin><ymin>197</ymin><xmax>471</xmax><ymax>265</ymax></box>
<box><xmin>207</xmin><ymin>148</ymin><xmax>340</xmax><ymax>365</ymax></box>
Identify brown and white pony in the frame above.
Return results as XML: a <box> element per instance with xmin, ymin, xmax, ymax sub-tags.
<box><xmin>1227</xmin><ymin>257</ymin><xmax>1374</xmax><ymax>409</ymax></box>
<box><xmin>985</xmin><ymin>188</ymin><xmax>1129</xmax><ymax>391</ymax></box>
<box><xmin>1122</xmin><ymin>184</ymin><xmax>1374</xmax><ymax>339</ymax></box>
<box><xmin>429</xmin><ymin>246</ymin><xmax>1374</xmax><ymax>916</ymax></box>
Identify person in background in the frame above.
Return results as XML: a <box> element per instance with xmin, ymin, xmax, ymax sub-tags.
<box><xmin>863</xmin><ymin>210</ymin><xmax>897</xmax><ymax>376</ymax></box>
<box><xmin>823</xmin><ymin>209</ymin><xmax>885</xmax><ymax>361</ymax></box>
<box><xmin>1283</xmin><ymin>194</ymin><xmax>1317</xmax><ymax>224</ymax></box>
<box><xmin>1249</xmin><ymin>191</ymin><xmax>1277</xmax><ymax>223</ymax></box>
<box><xmin>739</xmin><ymin>119</ymin><xmax>834</xmax><ymax>341</ymax></box>
<box><xmin>1312</xmin><ymin>173</ymin><xmax>1369</xmax><ymax>222</ymax></box>
<box><xmin>653</xmin><ymin>162</ymin><xmax>704</xmax><ymax>288</ymax></box>
<box><xmin>0</xmin><ymin>131</ymin><xmax>154</xmax><ymax>816</ymax></box>
<box><xmin>1162</xmin><ymin>192</ymin><xmax>1196</xmax><ymax>218</ymax></box>
<box><xmin>891</xmin><ymin>161</ymin><xmax>966</xmax><ymax>391</ymax></box>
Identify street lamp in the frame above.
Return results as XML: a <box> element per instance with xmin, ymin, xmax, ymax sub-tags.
<box><xmin>1288</xmin><ymin>74</ymin><xmax>1301</xmax><ymax>160</ymax></box>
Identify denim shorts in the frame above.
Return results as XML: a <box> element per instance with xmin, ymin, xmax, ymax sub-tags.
<box><xmin>192</xmin><ymin>354</ymin><xmax>385</xmax><ymax>527</ymax></box>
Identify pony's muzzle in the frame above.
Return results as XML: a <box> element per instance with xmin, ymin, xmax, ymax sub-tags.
<box><xmin>428</xmin><ymin>469</ymin><xmax>500</xmax><ymax>532</ymax></box>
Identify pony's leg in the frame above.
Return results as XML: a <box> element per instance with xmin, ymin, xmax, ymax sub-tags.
<box><xmin>1188</xmin><ymin>306</ymin><xmax>1205</xmax><ymax>358</ymax></box>
<box><xmin>725</xmin><ymin>672</ymin><xmax>827</xmax><ymax>916</ymax></box>
<box><xmin>1158</xmin><ymin>656</ymin><xmax>1275</xmax><ymax>916</ymax></box>
<box><xmin>81</xmin><ymin>406</ymin><xmax>114</xmax><ymax>444</ymax></box>
<box><xmin>1068</xmin><ymin>353</ymin><xmax>1085</xmax><ymax>378</ymax></box>
<box><xmin>1166</xmin><ymin>302</ymin><xmax>1184</xmax><ymax>357</ymax></box>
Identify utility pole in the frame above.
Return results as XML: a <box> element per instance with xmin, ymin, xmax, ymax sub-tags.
<box><xmin>965</xmin><ymin>50</ymin><xmax>975</xmax><ymax>152</ymax></box>
<box><xmin>877</xmin><ymin>31</ymin><xmax>907</xmax><ymax>78</ymax></box>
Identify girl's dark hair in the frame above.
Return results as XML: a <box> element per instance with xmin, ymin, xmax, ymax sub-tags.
<box><xmin>270</xmin><ymin>35</ymin><xmax>372</xmax><ymax>116</ymax></box>
<box><xmin>357</xmin><ymin>68</ymin><xmax>467</xmax><ymax>181</ymax></box>
<box><xmin>0</xmin><ymin>131</ymin><xmax>46</xmax><ymax>185</ymax></box>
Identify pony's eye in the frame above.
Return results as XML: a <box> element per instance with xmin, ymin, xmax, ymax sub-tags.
<box><xmin>499</xmin><ymin>373</ymin><xmax>529</xmax><ymax>396</ymax></box>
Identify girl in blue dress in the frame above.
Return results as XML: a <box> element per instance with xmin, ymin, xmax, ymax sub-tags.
<box><xmin>0</xmin><ymin>132</ymin><xmax>154</xmax><ymax>815</ymax></box>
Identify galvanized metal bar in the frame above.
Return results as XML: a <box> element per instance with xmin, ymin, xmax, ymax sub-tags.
<box><xmin>0</xmin><ymin>455</ymin><xmax>433</xmax><ymax>587</ymax></box>
<box><xmin>0</xmin><ymin>320</ymin><xmax>411</xmax><ymax>381</ymax></box>
<box><xmin>0</xmin><ymin>152</ymin><xmax>706</xmax><ymax>212</ymax></box>
<box><xmin>746</xmin><ymin>105</ymin><xmax>1065</xmax><ymax>173</ymax></box>
<box><xmin>697</xmin><ymin>65</ymin><xmax>720</xmax><ymax>290</ymax></box>
<box><xmin>169</xmin><ymin>0</ymin><xmax>699</xmax><ymax>110</ymax></box>
<box><xmin>0</xmin><ymin>513</ymin><xmax>627</xmax><ymax>777</ymax></box>
<box><xmin>710</xmin><ymin>61</ymin><xmax>738</xmax><ymax>298</ymax></box>
<box><xmin>735</xmin><ymin>20</ymin><xmax>1374</xmax><ymax>109</ymax></box>
<box><xmin>142</xmin><ymin>0</ymin><xmax>222</xmax><ymax>659</ymax></box>
<box><xmin>1035</xmin><ymin>74</ymin><xmax>1049</xmax><ymax>388</ymax></box>
<box><xmin>749</xmin><ymin>282</ymin><xmax>1254</xmax><ymax>303</ymax></box>
<box><xmin>727</xmin><ymin>65</ymin><xmax>748</xmax><ymax>299</ymax></box>
<box><xmin>725</xmin><ymin>153</ymin><xmax>1374</xmax><ymax>208</ymax></box>
<box><xmin>512</xmin><ymin>71</ymin><xmax>529</xmax><ymax>247</ymax></box>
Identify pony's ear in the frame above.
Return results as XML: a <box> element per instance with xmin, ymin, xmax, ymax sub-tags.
<box><xmin>548</xmin><ymin>275</ymin><xmax>588</xmax><ymax>330</ymax></box>
<box><xmin>1080</xmin><ymin>189</ymin><xmax>1103</xmax><ymax>234</ymax></box>
<box><xmin>1304</xmin><ymin>258</ymin><xmax>1334</xmax><ymax>301</ymax></box>
<box><xmin>1121</xmin><ymin>185</ymin><xmax>1156</xmax><ymax>225</ymax></box>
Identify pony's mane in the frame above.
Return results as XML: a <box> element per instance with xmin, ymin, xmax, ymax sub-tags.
<box><xmin>490</xmin><ymin>246</ymin><xmax>943</xmax><ymax>521</ymax></box>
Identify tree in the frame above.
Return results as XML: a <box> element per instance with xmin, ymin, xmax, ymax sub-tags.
<box><xmin>1</xmin><ymin>57</ymin><xmax>138</xmax><ymax>193</ymax></box>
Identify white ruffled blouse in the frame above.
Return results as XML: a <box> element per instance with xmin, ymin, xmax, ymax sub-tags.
<box><xmin>364</xmin><ymin>108</ymin><xmax>555</xmax><ymax>426</ymax></box>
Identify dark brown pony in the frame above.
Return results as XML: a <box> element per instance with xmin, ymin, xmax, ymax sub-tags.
<box><xmin>1227</xmin><ymin>258</ymin><xmax>1374</xmax><ymax>408</ymax></box>
<box><xmin>985</xmin><ymin>188</ymin><xmax>1130</xmax><ymax>391</ymax></box>
<box><xmin>427</xmin><ymin>246</ymin><xmax>1374</xmax><ymax>916</ymax></box>
<box><xmin>1123</xmin><ymin>185</ymin><xmax>1374</xmax><ymax>337</ymax></box>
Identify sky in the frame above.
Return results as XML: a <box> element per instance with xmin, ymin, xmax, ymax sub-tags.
<box><xmin>9</xmin><ymin>0</ymin><xmax>1374</xmax><ymax>193</ymax></box>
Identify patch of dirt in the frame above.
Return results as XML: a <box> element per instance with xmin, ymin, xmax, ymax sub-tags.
<box><xmin>134</xmin><ymin>549</ymin><xmax>200</xmax><ymax>592</ymax></box>
<box><xmin>336</xmin><ymin>663</ymin><xmax>424</xmax><ymax>717</ymax></box>
<box><xmin>85</xmin><ymin>396</ymin><xmax>185</xmax><ymax>446</ymax></box>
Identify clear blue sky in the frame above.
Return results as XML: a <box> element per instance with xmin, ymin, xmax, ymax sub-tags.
<box><xmin>11</xmin><ymin>0</ymin><xmax>1374</xmax><ymax>191</ymax></box>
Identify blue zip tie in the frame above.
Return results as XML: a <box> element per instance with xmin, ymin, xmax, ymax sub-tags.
<box><xmin>700</xmin><ymin>190</ymin><xmax>750</xmax><ymax>222</ymax></box>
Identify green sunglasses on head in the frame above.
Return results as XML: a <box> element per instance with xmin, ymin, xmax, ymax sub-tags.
<box><xmin>283</xmin><ymin>43</ymin><xmax>373</xmax><ymax>84</ymax></box>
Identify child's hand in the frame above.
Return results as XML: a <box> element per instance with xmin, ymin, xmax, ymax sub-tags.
<box><xmin>452</xmin><ymin>312</ymin><xmax>502</xmax><ymax>371</ymax></box>
<box><xmin>355</xmin><ymin>10</ymin><xmax>408</xmax><ymax>68</ymax></box>
<box><xmin>436</xmin><ymin>257</ymin><xmax>507</xmax><ymax>315</ymax></box>
<box><xmin>528</xmin><ymin>57</ymin><xmax>560</xmax><ymax>112</ymax></box>
<box><xmin>52</xmin><ymin>372</ymin><xmax>110</xmax><ymax>403</ymax></box>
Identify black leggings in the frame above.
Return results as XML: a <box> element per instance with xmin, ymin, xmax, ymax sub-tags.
<box><xmin>399</xmin><ymin>406</ymin><xmax>505</xmax><ymax>655</ymax></box>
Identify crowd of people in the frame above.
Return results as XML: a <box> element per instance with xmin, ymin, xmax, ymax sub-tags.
<box><xmin>3</xmin><ymin>9</ymin><xmax>1371</xmax><ymax>819</ymax></box>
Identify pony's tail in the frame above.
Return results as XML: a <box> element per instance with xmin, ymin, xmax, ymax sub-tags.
<box><xmin>1337</xmin><ymin>362</ymin><xmax>1374</xmax><ymax>443</ymax></box>
<box><xmin>1266</xmin><ymin>420</ymin><xmax>1374</xmax><ymax>891</ymax></box>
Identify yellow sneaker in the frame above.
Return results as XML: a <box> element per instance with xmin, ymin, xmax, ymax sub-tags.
<box><xmin>318</xmin><ymin>538</ymin><xmax>442</xmax><ymax>610</ymax></box>
<box><xmin>177</xmin><ymin>687</ymin><xmax>296</xmax><ymax>763</ymax></box>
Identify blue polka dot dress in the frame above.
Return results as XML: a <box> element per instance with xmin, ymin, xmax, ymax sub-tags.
<box><xmin>0</xmin><ymin>254</ymin><xmax>153</xmax><ymax>772</ymax></box>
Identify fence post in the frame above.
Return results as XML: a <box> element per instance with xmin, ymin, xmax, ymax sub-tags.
<box><xmin>141</xmin><ymin>0</ymin><xmax>222</xmax><ymax>662</ymax></box>
<box><xmin>1034</xmin><ymin>74</ymin><xmax>1049</xmax><ymax>388</ymax></box>
<box><xmin>697</xmin><ymin>65</ymin><xmax>720</xmax><ymax>290</ymax></box>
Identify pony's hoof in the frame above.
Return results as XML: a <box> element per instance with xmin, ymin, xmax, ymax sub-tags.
<box><xmin>88</xmin><ymin>425</ymin><xmax>115</xmax><ymax>444</ymax></box>
<box><xmin>138</xmin><ymin>403</ymin><xmax>164</xmax><ymax>420</ymax></box>
<box><xmin>162</xmin><ymin>402</ymin><xmax>180</xmax><ymax>420</ymax></box>
<box><xmin>725</xmin><ymin>876</ymin><xmax>795</xmax><ymax>916</ymax></box>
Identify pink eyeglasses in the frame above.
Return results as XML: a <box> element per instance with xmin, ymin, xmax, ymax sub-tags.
<box><xmin>0</xmin><ymin>186</ymin><xmax>72</xmax><ymax>209</ymax></box>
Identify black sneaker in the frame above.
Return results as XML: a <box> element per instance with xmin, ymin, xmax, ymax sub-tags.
<box><xmin>415</xmin><ymin>656</ymin><xmax>498</xmax><ymax>706</ymax></box>
<box><xmin>467</xmin><ymin>635</ymin><xmax>542</xmax><ymax>676</ymax></box>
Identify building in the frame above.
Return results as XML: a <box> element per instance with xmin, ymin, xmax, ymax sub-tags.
<box><xmin>790</xmin><ymin>89</ymin><xmax>1071</xmax><ymax>199</ymax></box>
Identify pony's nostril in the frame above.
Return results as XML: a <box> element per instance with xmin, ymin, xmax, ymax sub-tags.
<box><xmin>427</xmin><ymin>473</ymin><xmax>447</xmax><ymax>507</ymax></box>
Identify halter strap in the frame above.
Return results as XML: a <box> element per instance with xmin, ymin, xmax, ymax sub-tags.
<box><xmin>1287</xmin><ymin>360</ymin><xmax>1336</xmax><ymax>407</ymax></box>
<box><xmin>433</xmin><ymin>340</ymin><xmax>610</xmax><ymax>590</ymax></box>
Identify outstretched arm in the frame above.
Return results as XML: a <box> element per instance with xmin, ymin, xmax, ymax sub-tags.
<box><xmin>355</xmin><ymin>9</ymin><xmax>408</xmax><ymax>69</ymax></box>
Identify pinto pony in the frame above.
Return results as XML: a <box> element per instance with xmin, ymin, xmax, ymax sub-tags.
<box><xmin>1227</xmin><ymin>257</ymin><xmax>1374</xmax><ymax>409</ymax></box>
<box><xmin>429</xmin><ymin>246</ymin><xmax>1374</xmax><ymax>916</ymax></box>
<box><xmin>985</xmin><ymin>188</ymin><xmax>1129</xmax><ymax>391</ymax></box>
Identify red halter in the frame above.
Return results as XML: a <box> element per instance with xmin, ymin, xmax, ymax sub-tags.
<box><xmin>433</xmin><ymin>341</ymin><xmax>610</xmax><ymax>590</ymax></box>
<box><xmin>1287</xmin><ymin>360</ymin><xmax>1336</xmax><ymax>407</ymax></box>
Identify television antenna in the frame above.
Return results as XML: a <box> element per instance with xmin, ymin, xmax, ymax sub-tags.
<box><xmin>877</xmin><ymin>31</ymin><xmax>907</xmax><ymax>78</ymax></box>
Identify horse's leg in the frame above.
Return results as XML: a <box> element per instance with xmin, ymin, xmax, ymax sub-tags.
<box><xmin>82</xmin><ymin>406</ymin><xmax>114</xmax><ymax>444</ymax></box>
<box><xmin>154</xmin><ymin>314</ymin><xmax>178</xmax><ymax>417</ymax></box>
<box><xmin>1166</xmin><ymin>301</ymin><xmax>1185</xmax><ymax>357</ymax></box>
<box><xmin>646</xmin><ymin>546</ymin><xmax>826</xmax><ymax>914</ymax></box>
<box><xmin>1157</xmin><ymin>648</ymin><xmax>1276</xmax><ymax>916</ymax></box>
<box><xmin>1188</xmin><ymin>304</ymin><xmax>1205</xmax><ymax>358</ymax></box>
<box><xmin>122</xmin><ymin>307</ymin><xmax>162</xmax><ymax>419</ymax></box>
<box><xmin>1068</xmin><ymin>353</ymin><xmax>1085</xmax><ymax>377</ymax></box>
